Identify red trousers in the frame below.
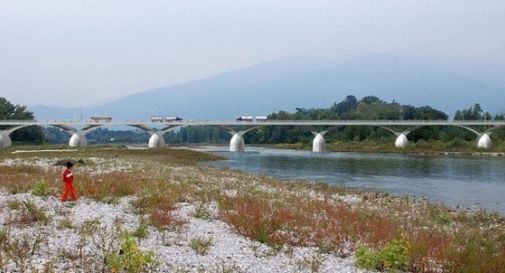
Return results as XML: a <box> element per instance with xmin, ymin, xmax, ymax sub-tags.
<box><xmin>61</xmin><ymin>182</ymin><xmax>77</xmax><ymax>202</ymax></box>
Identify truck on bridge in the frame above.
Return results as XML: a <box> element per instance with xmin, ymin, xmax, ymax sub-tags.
<box><xmin>151</xmin><ymin>116</ymin><xmax>183</xmax><ymax>122</ymax></box>
<box><xmin>236</xmin><ymin>116</ymin><xmax>267</xmax><ymax>122</ymax></box>
<box><xmin>90</xmin><ymin>116</ymin><xmax>112</xmax><ymax>122</ymax></box>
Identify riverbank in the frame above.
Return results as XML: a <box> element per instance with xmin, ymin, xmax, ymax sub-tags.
<box><xmin>270</xmin><ymin>139</ymin><xmax>505</xmax><ymax>157</ymax></box>
<box><xmin>0</xmin><ymin>147</ymin><xmax>504</xmax><ymax>272</ymax></box>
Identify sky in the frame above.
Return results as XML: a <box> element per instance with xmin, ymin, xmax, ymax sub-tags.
<box><xmin>1</xmin><ymin>0</ymin><xmax>504</xmax><ymax>107</ymax></box>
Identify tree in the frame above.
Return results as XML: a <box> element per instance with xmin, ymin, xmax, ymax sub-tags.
<box><xmin>330</xmin><ymin>95</ymin><xmax>358</xmax><ymax>117</ymax></box>
<box><xmin>0</xmin><ymin>97</ymin><xmax>44</xmax><ymax>144</ymax></box>
<box><xmin>454</xmin><ymin>103</ymin><xmax>493</xmax><ymax>121</ymax></box>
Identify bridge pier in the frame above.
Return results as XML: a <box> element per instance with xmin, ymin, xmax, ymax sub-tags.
<box><xmin>312</xmin><ymin>132</ymin><xmax>326</xmax><ymax>153</ymax></box>
<box><xmin>148</xmin><ymin>133</ymin><xmax>166</xmax><ymax>148</ymax></box>
<box><xmin>230</xmin><ymin>133</ymin><xmax>245</xmax><ymax>152</ymax></box>
<box><xmin>69</xmin><ymin>132</ymin><xmax>88</xmax><ymax>147</ymax></box>
<box><xmin>395</xmin><ymin>133</ymin><xmax>409</xmax><ymax>149</ymax></box>
<box><xmin>0</xmin><ymin>133</ymin><xmax>12</xmax><ymax>149</ymax></box>
<box><xmin>477</xmin><ymin>133</ymin><xmax>492</xmax><ymax>149</ymax></box>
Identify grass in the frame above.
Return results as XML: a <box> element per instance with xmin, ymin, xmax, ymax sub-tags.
<box><xmin>296</xmin><ymin>252</ymin><xmax>326</xmax><ymax>273</ymax></box>
<box><xmin>7</xmin><ymin>199</ymin><xmax>21</xmax><ymax>210</ymax></box>
<box><xmin>131</xmin><ymin>222</ymin><xmax>150</xmax><ymax>241</ymax></box>
<box><xmin>57</xmin><ymin>217</ymin><xmax>74</xmax><ymax>230</ymax></box>
<box><xmin>31</xmin><ymin>180</ymin><xmax>51</xmax><ymax>196</ymax></box>
<box><xmin>0</xmin><ymin>146</ymin><xmax>504</xmax><ymax>272</ymax></box>
<box><xmin>6</xmin><ymin>200</ymin><xmax>51</xmax><ymax>226</ymax></box>
<box><xmin>192</xmin><ymin>203</ymin><xmax>212</xmax><ymax>220</ymax></box>
<box><xmin>190</xmin><ymin>236</ymin><xmax>214</xmax><ymax>255</ymax></box>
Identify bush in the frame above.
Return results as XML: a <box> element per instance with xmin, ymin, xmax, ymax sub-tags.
<box><xmin>414</xmin><ymin>139</ymin><xmax>429</xmax><ymax>148</ymax></box>
<box><xmin>190</xmin><ymin>236</ymin><xmax>214</xmax><ymax>255</ymax></box>
<box><xmin>7</xmin><ymin>199</ymin><xmax>21</xmax><ymax>210</ymax></box>
<box><xmin>192</xmin><ymin>203</ymin><xmax>212</xmax><ymax>220</ymax></box>
<box><xmin>31</xmin><ymin>181</ymin><xmax>51</xmax><ymax>197</ymax></box>
<box><xmin>131</xmin><ymin>222</ymin><xmax>149</xmax><ymax>241</ymax></box>
<box><xmin>20</xmin><ymin>201</ymin><xmax>51</xmax><ymax>225</ymax></box>
<box><xmin>57</xmin><ymin>218</ymin><xmax>74</xmax><ymax>229</ymax></box>
<box><xmin>355</xmin><ymin>238</ymin><xmax>410</xmax><ymax>272</ymax></box>
<box><xmin>0</xmin><ymin>228</ymin><xmax>8</xmax><ymax>244</ymax></box>
<box><xmin>447</xmin><ymin>138</ymin><xmax>470</xmax><ymax>149</ymax></box>
<box><xmin>106</xmin><ymin>236</ymin><xmax>157</xmax><ymax>273</ymax></box>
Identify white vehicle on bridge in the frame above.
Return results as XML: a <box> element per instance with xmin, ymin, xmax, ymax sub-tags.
<box><xmin>151</xmin><ymin>116</ymin><xmax>164</xmax><ymax>122</ymax></box>
<box><xmin>90</xmin><ymin>116</ymin><xmax>112</xmax><ymax>122</ymax></box>
<box><xmin>255</xmin><ymin>116</ymin><xmax>268</xmax><ymax>122</ymax></box>
<box><xmin>165</xmin><ymin>116</ymin><xmax>183</xmax><ymax>122</ymax></box>
<box><xmin>236</xmin><ymin>116</ymin><xmax>254</xmax><ymax>122</ymax></box>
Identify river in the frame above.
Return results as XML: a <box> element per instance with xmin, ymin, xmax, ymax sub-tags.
<box><xmin>200</xmin><ymin>146</ymin><xmax>505</xmax><ymax>214</ymax></box>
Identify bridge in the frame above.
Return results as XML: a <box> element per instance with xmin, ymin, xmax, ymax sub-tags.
<box><xmin>1</xmin><ymin>120</ymin><xmax>504</xmax><ymax>152</ymax></box>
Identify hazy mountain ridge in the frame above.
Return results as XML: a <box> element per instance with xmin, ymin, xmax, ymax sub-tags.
<box><xmin>30</xmin><ymin>55</ymin><xmax>505</xmax><ymax>121</ymax></box>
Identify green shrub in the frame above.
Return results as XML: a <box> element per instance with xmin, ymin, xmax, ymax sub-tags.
<box><xmin>23</xmin><ymin>200</ymin><xmax>51</xmax><ymax>225</ymax></box>
<box><xmin>447</xmin><ymin>138</ymin><xmax>470</xmax><ymax>149</ymax></box>
<box><xmin>131</xmin><ymin>222</ymin><xmax>149</xmax><ymax>240</ymax></box>
<box><xmin>7</xmin><ymin>199</ymin><xmax>21</xmax><ymax>210</ymax></box>
<box><xmin>31</xmin><ymin>181</ymin><xmax>50</xmax><ymax>196</ymax></box>
<box><xmin>0</xmin><ymin>228</ymin><xmax>8</xmax><ymax>244</ymax></box>
<box><xmin>356</xmin><ymin>246</ymin><xmax>381</xmax><ymax>270</ymax></box>
<box><xmin>192</xmin><ymin>203</ymin><xmax>212</xmax><ymax>220</ymax></box>
<box><xmin>414</xmin><ymin>139</ymin><xmax>429</xmax><ymax>148</ymax></box>
<box><xmin>190</xmin><ymin>236</ymin><xmax>214</xmax><ymax>255</ymax></box>
<box><xmin>57</xmin><ymin>217</ymin><xmax>74</xmax><ymax>229</ymax></box>
<box><xmin>355</xmin><ymin>238</ymin><xmax>410</xmax><ymax>272</ymax></box>
<box><xmin>106</xmin><ymin>236</ymin><xmax>157</xmax><ymax>273</ymax></box>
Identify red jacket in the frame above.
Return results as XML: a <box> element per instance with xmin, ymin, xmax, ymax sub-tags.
<box><xmin>62</xmin><ymin>168</ymin><xmax>74</xmax><ymax>184</ymax></box>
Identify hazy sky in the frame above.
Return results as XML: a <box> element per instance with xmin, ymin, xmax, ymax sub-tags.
<box><xmin>1</xmin><ymin>0</ymin><xmax>504</xmax><ymax>107</ymax></box>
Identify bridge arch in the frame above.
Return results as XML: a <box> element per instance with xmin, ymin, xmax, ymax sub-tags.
<box><xmin>0</xmin><ymin>125</ymin><xmax>34</xmax><ymax>149</ymax></box>
<box><xmin>453</xmin><ymin>125</ymin><xmax>503</xmax><ymax>149</ymax></box>
<box><xmin>378</xmin><ymin>125</ymin><xmax>425</xmax><ymax>149</ymax></box>
<box><xmin>127</xmin><ymin>124</ymin><xmax>181</xmax><ymax>148</ymax></box>
<box><xmin>217</xmin><ymin>126</ymin><xmax>259</xmax><ymax>152</ymax></box>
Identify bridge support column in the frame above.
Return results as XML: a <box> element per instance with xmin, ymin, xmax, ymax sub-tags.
<box><xmin>69</xmin><ymin>132</ymin><xmax>88</xmax><ymax>147</ymax></box>
<box><xmin>148</xmin><ymin>133</ymin><xmax>166</xmax><ymax>148</ymax></box>
<box><xmin>477</xmin><ymin>133</ymin><xmax>492</xmax><ymax>149</ymax></box>
<box><xmin>0</xmin><ymin>133</ymin><xmax>12</xmax><ymax>149</ymax></box>
<box><xmin>312</xmin><ymin>132</ymin><xmax>326</xmax><ymax>153</ymax></box>
<box><xmin>395</xmin><ymin>133</ymin><xmax>409</xmax><ymax>149</ymax></box>
<box><xmin>230</xmin><ymin>133</ymin><xmax>245</xmax><ymax>152</ymax></box>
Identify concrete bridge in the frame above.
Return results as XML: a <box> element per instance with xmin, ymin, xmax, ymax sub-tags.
<box><xmin>1</xmin><ymin>120</ymin><xmax>504</xmax><ymax>152</ymax></box>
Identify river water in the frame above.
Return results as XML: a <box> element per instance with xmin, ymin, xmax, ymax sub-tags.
<box><xmin>201</xmin><ymin>146</ymin><xmax>505</xmax><ymax>214</ymax></box>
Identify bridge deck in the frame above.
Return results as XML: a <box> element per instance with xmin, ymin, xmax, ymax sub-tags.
<box><xmin>1</xmin><ymin>120</ymin><xmax>505</xmax><ymax>127</ymax></box>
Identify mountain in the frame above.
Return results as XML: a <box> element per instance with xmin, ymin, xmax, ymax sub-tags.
<box><xmin>30</xmin><ymin>55</ymin><xmax>505</xmax><ymax>121</ymax></box>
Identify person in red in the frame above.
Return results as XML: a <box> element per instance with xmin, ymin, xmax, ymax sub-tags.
<box><xmin>61</xmin><ymin>161</ymin><xmax>77</xmax><ymax>202</ymax></box>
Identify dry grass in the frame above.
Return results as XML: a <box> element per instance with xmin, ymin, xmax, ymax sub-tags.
<box><xmin>0</xmin><ymin>146</ymin><xmax>504</xmax><ymax>272</ymax></box>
